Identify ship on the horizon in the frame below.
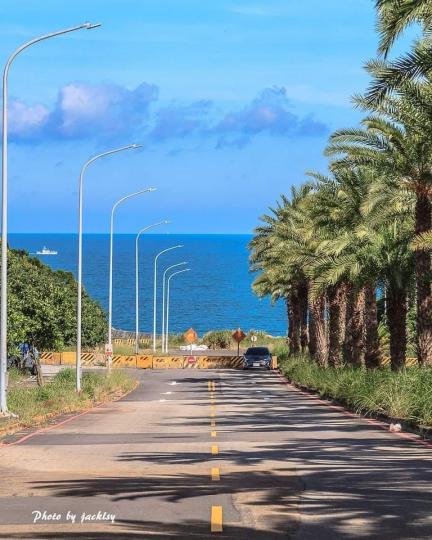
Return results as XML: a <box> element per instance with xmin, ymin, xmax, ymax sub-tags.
<box><xmin>36</xmin><ymin>246</ymin><xmax>58</xmax><ymax>256</ymax></box>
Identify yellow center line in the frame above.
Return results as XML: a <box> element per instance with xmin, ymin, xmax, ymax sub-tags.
<box><xmin>210</xmin><ymin>411</ymin><xmax>216</xmax><ymax>417</ymax></box>
<box><xmin>211</xmin><ymin>467</ymin><xmax>220</xmax><ymax>481</ymax></box>
<box><xmin>211</xmin><ymin>506</ymin><xmax>223</xmax><ymax>532</ymax></box>
<box><xmin>211</xmin><ymin>444</ymin><xmax>219</xmax><ymax>455</ymax></box>
<box><xmin>211</xmin><ymin>430</ymin><xmax>217</xmax><ymax>437</ymax></box>
<box><xmin>208</xmin><ymin>381</ymin><xmax>212</xmax><ymax>392</ymax></box>
<box><xmin>210</xmin><ymin>419</ymin><xmax>216</xmax><ymax>427</ymax></box>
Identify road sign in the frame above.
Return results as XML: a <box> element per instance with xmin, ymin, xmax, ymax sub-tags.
<box><xmin>232</xmin><ymin>328</ymin><xmax>246</xmax><ymax>343</ymax></box>
<box><xmin>251</xmin><ymin>335</ymin><xmax>257</xmax><ymax>343</ymax></box>
<box><xmin>105</xmin><ymin>343</ymin><xmax>113</xmax><ymax>356</ymax></box>
<box><xmin>187</xmin><ymin>356</ymin><xmax>196</xmax><ymax>364</ymax></box>
<box><xmin>232</xmin><ymin>328</ymin><xmax>246</xmax><ymax>355</ymax></box>
<box><xmin>184</xmin><ymin>328</ymin><xmax>198</xmax><ymax>344</ymax></box>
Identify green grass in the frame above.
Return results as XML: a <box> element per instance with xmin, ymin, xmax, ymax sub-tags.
<box><xmin>277</xmin><ymin>347</ymin><xmax>432</xmax><ymax>429</ymax></box>
<box><xmin>6</xmin><ymin>368</ymin><xmax>136</xmax><ymax>426</ymax></box>
<box><xmin>8</xmin><ymin>367</ymin><xmax>28</xmax><ymax>384</ymax></box>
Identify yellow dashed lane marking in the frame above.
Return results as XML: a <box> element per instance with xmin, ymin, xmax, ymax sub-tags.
<box><xmin>211</xmin><ymin>419</ymin><xmax>216</xmax><ymax>427</ymax></box>
<box><xmin>211</xmin><ymin>411</ymin><xmax>216</xmax><ymax>417</ymax></box>
<box><xmin>208</xmin><ymin>381</ymin><xmax>212</xmax><ymax>391</ymax></box>
<box><xmin>211</xmin><ymin>467</ymin><xmax>220</xmax><ymax>481</ymax></box>
<box><xmin>211</xmin><ymin>430</ymin><xmax>217</xmax><ymax>437</ymax></box>
<box><xmin>211</xmin><ymin>506</ymin><xmax>223</xmax><ymax>532</ymax></box>
<box><xmin>211</xmin><ymin>444</ymin><xmax>219</xmax><ymax>455</ymax></box>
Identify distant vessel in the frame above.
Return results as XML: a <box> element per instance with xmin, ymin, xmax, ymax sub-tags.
<box><xmin>36</xmin><ymin>246</ymin><xmax>58</xmax><ymax>255</ymax></box>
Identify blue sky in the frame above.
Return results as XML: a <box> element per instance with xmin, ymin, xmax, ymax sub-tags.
<box><xmin>0</xmin><ymin>1</ymin><xmax>417</xmax><ymax>233</ymax></box>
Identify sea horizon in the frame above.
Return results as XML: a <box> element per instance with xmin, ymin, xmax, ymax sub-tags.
<box><xmin>8</xmin><ymin>233</ymin><xmax>287</xmax><ymax>337</ymax></box>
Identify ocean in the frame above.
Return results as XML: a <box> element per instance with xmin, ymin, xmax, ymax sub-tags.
<box><xmin>8</xmin><ymin>234</ymin><xmax>287</xmax><ymax>337</ymax></box>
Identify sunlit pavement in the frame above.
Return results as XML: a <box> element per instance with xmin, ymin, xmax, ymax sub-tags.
<box><xmin>0</xmin><ymin>369</ymin><xmax>431</xmax><ymax>539</ymax></box>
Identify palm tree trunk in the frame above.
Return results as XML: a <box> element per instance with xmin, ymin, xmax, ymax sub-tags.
<box><xmin>299</xmin><ymin>280</ymin><xmax>309</xmax><ymax>352</ymax></box>
<box><xmin>338</xmin><ymin>281</ymin><xmax>349</xmax><ymax>346</ymax></box>
<box><xmin>286</xmin><ymin>298</ymin><xmax>292</xmax><ymax>349</ymax></box>
<box><xmin>308</xmin><ymin>305</ymin><xmax>317</xmax><ymax>357</ymax></box>
<box><xmin>310</xmin><ymin>294</ymin><xmax>327</xmax><ymax>366</ymax></box>
<box><xmin>343</xmin><ymin>284</ymin><xmax>355</xmax><ymax>364</ymax></box>
<box><xmin>327</xmin><ymin>284</ymin><xmax>341</xmax><ymax>367</ymax></box>
<box><xmin>364</xmin><ymin>284</ymin><xmax>381</xmax><ymax>369</ymax></box>
<box><xmin>344</xmin><ymin>287</ymin><xmax>365</xmax><ymax>367</ymax></box>
<box><xmin>387</xmin><ymin>285</ymin><xmax>408</xmax><ymax>371</ymax></box>
<box><xmin>288</xmin><ymin>292</ymin><xmax>301</xmax><ymax>355</ymax></box>
<box><xmin>415</xmin><ymin>192</ymin><xmax>432</xmax><ymax>365</ymax></box>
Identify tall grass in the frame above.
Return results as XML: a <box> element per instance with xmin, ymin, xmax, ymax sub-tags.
<box><xmin>7</xmin><ymin>368</ymin><xmax>136</xmax><ymax>426</ymax></box>
<box><xmin>277</xmin><ymin>348</ymin><xmax>432</xmax><ymax>428</ymax></box>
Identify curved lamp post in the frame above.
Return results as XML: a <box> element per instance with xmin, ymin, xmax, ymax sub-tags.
<box><xmin>0</xmin><ymin>22</ymin><xmax>101</xmax><ymax>412</ymax></box>
<box><xmin>165</xmin><ymin>269</ymin><xmax>190</xmax><ymax>353</ymax></box>
<box><xmin>135</xmin><ymin>220</ymin><xmax>169</xmax><ymax>354</ymax></box>
<box><xmin>153</xmin><ymin>245</ymin><xmax>183</xmax><ymax>351</ymax></box>
<box><xmin>107</xmin><ymin>187</ymin><xmax>157</xmax><ymax>364</ymax></box>
<box><xmin>162</xmin><ymin>262</ymin><xmax>187</xmax><ymax>353</ymax></box>
<box><xmin>76</xmin><ymin>144</ymin><xmax>139</xmax><ymax>392</ymax></box>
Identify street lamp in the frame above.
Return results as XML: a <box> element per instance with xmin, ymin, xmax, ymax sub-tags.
<box><xmin>162</xmin><ymin>262</ymin><xmax>187</xmax><ymax>353</ymax></box>
<box><xmin>165</xmin><ymin>269</ymin><xmax>191</xmax><ymax>353</ymax></box>
<box><xmin>153</xmin><ymin>245</ymin><xmax>183</xmax><ymax>351</ymax></box>
<box><xmin>0</xmin><ymin>22</ymin><xmax>101</xmax><ymax>413</ymax></box>
<box><xmin>76</xmin><ymin>144</ymin><xmax>139</xmax><ymax>392</ymax></box>
<box><xmin>107</xmin><ymin>188</ymin><xmax>157</xmax><ymax>364</ymax></box>
<box><xmin>135</xmin><ymin>220</ymin><xmax>169</xmax><ymax>355</ymax></box>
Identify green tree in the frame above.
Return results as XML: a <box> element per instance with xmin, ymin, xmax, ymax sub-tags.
<box><xmin>326</xmin><ymin>86</ymin><xmax>432</xmax><ymax>365</ymax></box>
<box><xmin>6</xmin><ymin>247</ymin><xmax>106</xmax><ymax>351</ymax></box>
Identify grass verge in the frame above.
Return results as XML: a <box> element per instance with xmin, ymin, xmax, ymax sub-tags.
<box><xmin>3</xmin><ymin>368</ymin><xmax>137</xmax><ymax>431</ymax></box>
<box><xmin>277</xmin><ymin>348</ymin><xmax>432</xmax><ymax>430</ymax></box>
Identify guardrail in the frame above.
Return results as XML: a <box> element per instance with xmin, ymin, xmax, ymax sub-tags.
<box><xmin>40</xmin><ymin>352</ymin><xmax>278</xmax><ymax>370</ymax></box>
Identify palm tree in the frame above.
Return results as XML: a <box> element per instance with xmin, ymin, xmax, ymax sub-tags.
<box><xmin>326</xmin><ymin>87</ymin><xmax>432</xmax><ymax>365</ymax></box>
<box><xmin>249</xmin><ymin>190</ymin><xmax>310</xmax><ymax>355</ymax></box>
<box><xmin>303</xmin><ymin>168</ymin><xmax>381</xmax><ymax>368</ymax></box>
<box><xmin>375</xmin><ymin>0</ymin><xmax>432</xmax><ymax>57</ymax></box>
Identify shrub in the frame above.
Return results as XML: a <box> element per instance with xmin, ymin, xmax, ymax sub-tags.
<box><xmin>279</xmin><ymin>355</ymin><xmax>432</xmax><ymax>428</ymax></box>
<box><xmin>202</xmin><ymin>330</ymin><xmax>232</xmax><ymax>349</ymax></box>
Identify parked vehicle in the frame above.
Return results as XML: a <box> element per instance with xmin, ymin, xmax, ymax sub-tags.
<box><xmin>7</xmin><ymin>343</ymin><xmax>39</xmax><ymax>375</ymax></box>
<box><xmin>243</xmin><ymin>346</ymin><xmax>272</xmax><ymax>370</ymax></box>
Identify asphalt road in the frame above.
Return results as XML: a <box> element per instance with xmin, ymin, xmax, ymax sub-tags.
<box><xmin>0</xmin><ymin>369</ymin><xmax>431</xmax><ymax>539</ymax></box>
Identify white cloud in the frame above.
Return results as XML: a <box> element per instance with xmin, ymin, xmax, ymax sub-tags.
<box><xmin>8</xmin><ymin>82</ymin><xmax>159</xmax><ymax>142</ymax></box>
<box><xmin>9</xmin><ymin>100</ymin><xmax>49</xmax><ymax>137</ymax></box>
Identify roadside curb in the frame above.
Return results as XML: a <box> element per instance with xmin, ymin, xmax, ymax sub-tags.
<box><xmin>277</xmin><ymin>370</ymin><xmax>432</xmax><ymax>450</ymax></box>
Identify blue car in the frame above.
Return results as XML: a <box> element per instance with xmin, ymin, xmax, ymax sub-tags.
<box><xmin>243</xmin><ymin>347</ymin><xmax>272</xmax><ymax>370</ymax></box>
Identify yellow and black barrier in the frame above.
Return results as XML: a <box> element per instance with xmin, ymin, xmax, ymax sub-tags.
<box><xmin>113</xmin><ymin>338</ymin><xmax>151</xmax><ymax>346</ymax></box>
<box><xmin>39</xmin><ymin>353</ymin><xmax>279</xmax><ymax>370</ymax></box>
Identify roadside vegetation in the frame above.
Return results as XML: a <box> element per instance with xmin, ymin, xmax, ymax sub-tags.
<box><xmin>202</xmin><ymin>329</ymin><xmax>284</xmax><ymax>351</ymax></box>
<box><xmin>6</xmin><ymin>247</ymin><xmax>107</xmax><ymax>352</ymax></box>
<box><xmin>5</xmin><ymin>368</ymin><xmax>135</xmax><ymax>428</ymax></box>
<box><xmin>108</xmin><ymin>330</ymin><xmax>285</xmax><ymax>355</ymax></box>
<box><xmin>250</xmin><ymin>2</ymin><xmax>432</xmax><ymax>372</ymax></box>
<box><xmin>277</xmin><ymin>348</ymin><xmax>432</xmax><ymax>430</ymax></box>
